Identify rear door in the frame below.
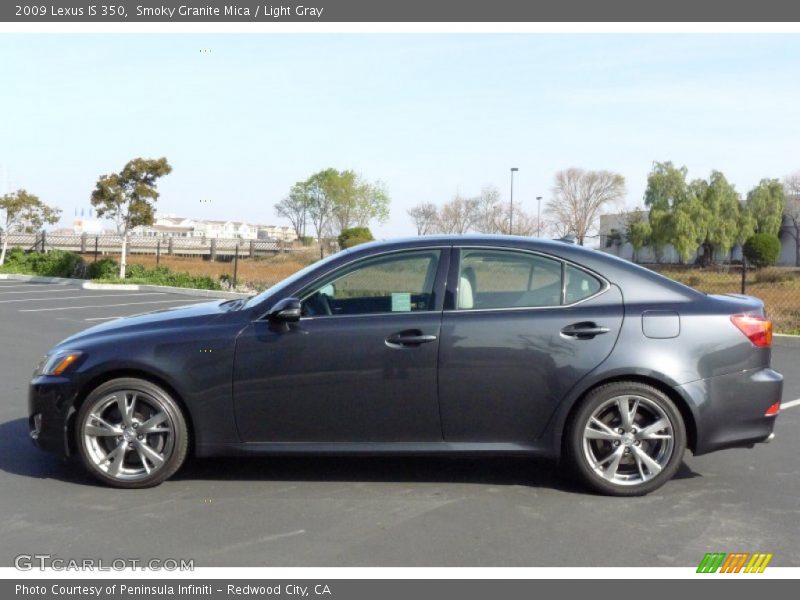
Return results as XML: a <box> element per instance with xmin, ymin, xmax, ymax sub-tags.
<box><xmin>438</xmin><ymin>247</ymin><xmax>624</xmax><ymax>443</ymax></box>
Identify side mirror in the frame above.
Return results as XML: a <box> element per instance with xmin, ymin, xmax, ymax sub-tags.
<box><xmin>267</xmin><ymin>297</ymin><xmax>302</xmax><ymax>323</ymax></box>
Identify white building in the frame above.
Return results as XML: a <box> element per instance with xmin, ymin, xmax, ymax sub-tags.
<box><xmin>72</xmin><ymin>217</ymin><xmax>104</xmax><ymax>235</ymax></box>
<box><xmin>131</xmin><ymin>215</ymin><xmax>297</xmax><ymax>242</ymax></box>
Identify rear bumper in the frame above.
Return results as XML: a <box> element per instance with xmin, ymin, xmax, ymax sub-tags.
<box><xmin>676</xmin><ymin>367</ymin><xmax>783</xmax><ymax>456</ymax></box>
<box><xmin>28</xmin><ymin>375</ymin><xmax>81</xmax><ymax>456</ymax></box>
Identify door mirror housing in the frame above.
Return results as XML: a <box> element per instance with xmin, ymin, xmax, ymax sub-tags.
<box><xmin>267</xmin><ymin>298</ymin><xmax>302</xmax><ymax>322</ymax></box>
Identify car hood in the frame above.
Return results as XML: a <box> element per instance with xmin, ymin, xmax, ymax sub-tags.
<box><xmin>58</xmin><ymin>299</ymin><xmax>237</xmax><ymax>347</ymax></box>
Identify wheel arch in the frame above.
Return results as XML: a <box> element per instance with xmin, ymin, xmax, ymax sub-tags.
<box><xmin>555</xmin><ymin>374</ymin><xmax>698</xmax><ymax>455</ymax></box>
<box><xmin>67</xmin><ymin>368</ymin><xmax>196</xmax><ymax>457</ymax></box>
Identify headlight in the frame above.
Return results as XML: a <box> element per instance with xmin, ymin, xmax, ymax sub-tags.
<box><xmin>36</xmin><ymin>351</ymin><xmax>84</xmax><ymax>376</ymax></box>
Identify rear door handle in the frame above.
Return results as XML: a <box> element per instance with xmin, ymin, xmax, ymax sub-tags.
<box><xmin>385</xmin><ymin>330</ymin><xmax>438</xmax><ymax>348</ymax></box>
<box><xmin>560</xmin><ymin>322</ymin><xmax>611</xmax><ymax>339</ymax></box>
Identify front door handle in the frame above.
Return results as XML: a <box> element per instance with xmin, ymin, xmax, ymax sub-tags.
<box><xmin>560</xmin><ymin>322</ymin><xmax>610</xmax><ymax>339</ymax></box>
<box><xmin>385</xmin><ymin>330</ymin><xmax>438</xmax><ymax>348</ymax></box>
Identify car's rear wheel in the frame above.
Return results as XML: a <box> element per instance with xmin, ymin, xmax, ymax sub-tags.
<box><xmin>76</xmin><ymin>378</ymin><xmax>189</xmax><ymax>488</ymax></box>
<box><xmin>567</xmin><ymin>381</ymin><xmax>686</xmax><ymax>496</ymax></box>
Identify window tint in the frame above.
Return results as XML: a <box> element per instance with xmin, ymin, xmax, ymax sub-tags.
<box><xmin>564</xmin><ymin>264</ymin><xmax>602</xmax><ymax>304</ymax></box>
<box><xmin>301</xmin><ymin>250</ymin><xmax>440</xmax><ymax>316</ymax></box>
<box><xmin>457</xmin><ymin>250</ymin><xmax>562</xmax><ymax>309</ymax></box>
<box><xmin>456</xmin><ymin>250</ymin><xmax>603</xmax><ymax>310</ymax></box>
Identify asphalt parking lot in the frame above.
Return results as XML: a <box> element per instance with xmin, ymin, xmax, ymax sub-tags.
<box><xmin>0</xmin><ymin>277</ymin><xmax>798</xmax><ymax>568</ymax></box>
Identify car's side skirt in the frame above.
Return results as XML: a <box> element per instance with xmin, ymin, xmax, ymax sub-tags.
<box><xmin>196</xmin><ymin>441</ymin><xmax>557</xmax><ymax>458</ymax></box>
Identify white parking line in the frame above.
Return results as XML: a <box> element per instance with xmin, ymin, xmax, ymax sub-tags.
<box><xmin>19</xmin><ymin>299</ymin><xmax>202</xmax><ymax>312</ymax></box>
<box><xmin>0</xmin><ymin>292</ymin><xmax>167</xmax><ymax>304</ymax></box>
<box><xmin>781</xmin><ymin>398</ymin><xmax>800</xmax><ymax>410</ymax></box>
<box><xmin>0</xmin><ymin>287</ymin><xmax>86</xmax><ymax>295</ymax></box>
<box><xmin>0</xmin><ymin>283</ymin><xmax>71</xmax><ymax>289</ymax></box>
<box><xmin>84</xmin><ymin>316</ymin><xmax>124</xmax><ymax>322</ymax></box>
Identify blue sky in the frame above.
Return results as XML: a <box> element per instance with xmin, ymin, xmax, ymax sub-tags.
<box><xmin>1</xmin><ymin>34</ymin><xmax>799</xmax><ymax>237</ymax></box>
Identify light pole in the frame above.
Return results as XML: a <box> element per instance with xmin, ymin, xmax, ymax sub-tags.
<box><xmin>509</xmin><ymin>168</ymin><xmax>519</xmax><ymax>234</ymax></box>
<box><xmin>536</xmin><ymin>196</ymin><xmax>543</xmax><ymax>237</ymax></box>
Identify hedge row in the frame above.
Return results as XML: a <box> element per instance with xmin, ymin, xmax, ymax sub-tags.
<box><xmin>0</xmin><ymin>249</ymin><xmax>221</xmax><ymax>290</ymax></box>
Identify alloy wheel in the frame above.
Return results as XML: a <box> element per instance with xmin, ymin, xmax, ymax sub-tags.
<box><xmin>581</xmin><ymin>394</ymin><xmax>675</xmax><ymax>486</ymax></box>
<box><xmin>82</xmin><ymin>390</ymin><xmax>175</xmax><ymax>481</ymax></box>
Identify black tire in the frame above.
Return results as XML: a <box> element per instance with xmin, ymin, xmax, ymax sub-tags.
<box><xmin>75</xmin><ymin>378</ymin><xmax>189</xmax><ymax>489</ymax></box>
<box><xmin>566</xmin><ymin>381</ymin><xmax>686</xmax><ymax>496</ymax></box>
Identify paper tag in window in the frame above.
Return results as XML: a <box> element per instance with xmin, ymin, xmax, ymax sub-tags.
<box><xmin>391</xmin><ymin>292</ymin><xmax>412</xmax><ymax>312</ymax></box>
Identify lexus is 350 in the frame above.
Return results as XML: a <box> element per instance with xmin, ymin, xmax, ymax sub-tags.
<box><xmin>29</xmin><ymin>236</ymin><xmax>783</xmax><ymax>495</ymax></box>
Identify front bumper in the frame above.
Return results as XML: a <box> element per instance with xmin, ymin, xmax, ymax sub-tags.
<box><xmin>28</xmin><ymin>375</ymin><xmax>82</xmax><ymax>456</ymax></box>
<box><xmin>676</xmin><ymin>367</ymin><xmax>783</xmax><ymax>456</ymax></box>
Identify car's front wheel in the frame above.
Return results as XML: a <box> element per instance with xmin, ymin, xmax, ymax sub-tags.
<box><xmin>567</xmin><ymin>381</ymin><xmax>686</xmax><ymax>496</ymax></box>
<box><xmin>76</xmin><ymin>377</ymin><xmax>189</xmax><ymax>488</ymax></box>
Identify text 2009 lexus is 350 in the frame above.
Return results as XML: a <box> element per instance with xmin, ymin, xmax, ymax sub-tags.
<box><xmin>29</xmin><ymin>236</ymin><xmax>783</xmax><ymax>495</ymax></box>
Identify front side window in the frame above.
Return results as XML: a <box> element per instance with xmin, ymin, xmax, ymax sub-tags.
<box><xmin>301</xmin><ymin>250</ymin><xmax>441</xmax><ymax>316</ymax></box>
<box><xmin>456</xmin><ymin>249</ymin><xmax>602</xmax><ymax>310</ymax></box>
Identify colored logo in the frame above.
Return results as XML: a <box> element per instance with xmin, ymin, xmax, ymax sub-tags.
<box><xmin>697</xmin><ymin>552</ymin><xmax>773</xmax><ymax>573</ymax></box>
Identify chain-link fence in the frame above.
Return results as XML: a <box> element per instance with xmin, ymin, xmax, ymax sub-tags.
<box><xmin>645</xmin><ymin>263</ymin><xmax>800</xmax><ymax>334</ymax></box>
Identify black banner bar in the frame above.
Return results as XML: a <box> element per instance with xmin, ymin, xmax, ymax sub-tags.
<box><xmin>4</xmin><ymin>0</ymin><xmax>800</xmax><ymax>23</ymax></box>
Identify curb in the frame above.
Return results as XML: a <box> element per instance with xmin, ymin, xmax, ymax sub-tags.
<box><xmin>82</xmin><ymin>281</ymin><xmax>250</xmax><ymax>299</ymax></box>
<box><xmin>0</xmin><ymin>273</ymin><xmax>250</xmax><ymax>299</ymax></box>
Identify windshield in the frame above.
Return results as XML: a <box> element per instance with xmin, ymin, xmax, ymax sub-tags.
<box><xmin>243</xmin><ymin>249</ymin><xmax>352</xmax><ymax>309</ymax></box>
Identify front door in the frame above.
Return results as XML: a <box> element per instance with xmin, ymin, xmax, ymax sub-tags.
<box><xmin>233</xmin><ymin>248</ymin><xmax>449</xmax><ymax>443</ymax></box>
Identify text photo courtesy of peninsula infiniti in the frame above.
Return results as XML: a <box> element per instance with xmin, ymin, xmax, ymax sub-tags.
<box><xmin>28</xmin><ymin>235</ymin><xmax>783</xmax><ymax>495</ymax></box>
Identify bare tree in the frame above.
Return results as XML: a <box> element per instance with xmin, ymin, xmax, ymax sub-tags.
<box><xmin>783</xmin><ymin>171</ymin><xmax>800</xmax><ymax>266</ymax></box>
<box><xmin>407</xmin><ymin>202</ymin><xmax>440</xmax><ymax>235</ymax></box>
<box><xmin>275</xmin><ymin>183</ymin><xmax>309</xmax><ymax>240</ymax></box>
<box><xmin>437</xmin><ymin>195</ymin><xmax>478</xmax><ymax>234</ymax></box>
<box><xmin>546</xmin><ymin>168</ymin><xmax>626</xmax><ymax>245</ymax></box>
<box><xmin>506</xmin><ymin>204</ymin><xmax>537</xmax><ymax>236</ymax></box>
<box><xmin>472</xmin><ymin>186</ymin><xmax>504</xmax><ymax>234</ymax></box>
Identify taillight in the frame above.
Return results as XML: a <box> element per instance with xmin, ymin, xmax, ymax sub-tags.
<box><xmin>730</xmin><ymin>314</ymin><xmax>773</xmax><ymax>348</ymax></box>
<box><xmin>765</xmin><ymin>402</ymin><xmax>781</xmax><ymax>417</ymax></box>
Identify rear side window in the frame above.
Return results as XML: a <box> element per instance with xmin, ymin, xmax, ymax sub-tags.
<box><xmin>456</xmin><ymin>249</ymin><xmax>602</xmax><ymax>310</ymax></box>
<box><xmin>564</xmin><ymin>264</ymin><xmax>602</xmax><ymax>304</ymax></box>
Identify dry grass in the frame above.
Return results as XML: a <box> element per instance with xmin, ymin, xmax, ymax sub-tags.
<box><xmin>81</xmin><ymin>249</ymin><xmax>320</xmax><ymax>291</ymax></box>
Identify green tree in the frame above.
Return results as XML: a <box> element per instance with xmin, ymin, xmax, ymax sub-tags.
<box><xmin>90</xmin><ymin>157</ymin><xmax>172</xmax><ymax>278</ymax></box>
<box><xmin>352</xmin><ymin>178</ymin><xmax>390</xmax><ymax>229</ymax></box>
<box><xmin>746</xmin><ymin>178</ymin><xmax>785</xmax><ymax>236</ymax></box>
<box><xmin>695</xmin><ymin>171</ymin><xmax>741</xmax><ymax>263</ymax></box>
<box><xmin>670</xmin><ymin>188</ymin><xmax>704</xmax><ymax>264</ymax></box>
<box><xmin>298</xmin><ymin>169</ymin><xmax>390</xmax><ymax>257</ymax></box>
<box><xmin>644</xmin><ymin>162</ymin><xmax>689</xmax><ymax>263</ymax></box>
<box><xmin>331</xmin><ymin>170</ymin><xmax>390</xmax><ymax>235</ymax></box>
<box><xmin>623</xmin><ymin>208</ymin><xmax>651</xmax><ymax>263</ymax></box>
<box><xmin>304</xmin><ymin>168</ymin><xmax>341</xmax><ymax>258</ymax></box>
<box><xmin>0</xmin><ymin>189</ymin><xmax>61</xmax><ymax>265</ymax></box>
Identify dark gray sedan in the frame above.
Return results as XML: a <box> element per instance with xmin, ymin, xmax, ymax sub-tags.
<box><xmin>29</xmin><ymin>235</ymin><xmax>783</xmax><ymax>495</ymax></box>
